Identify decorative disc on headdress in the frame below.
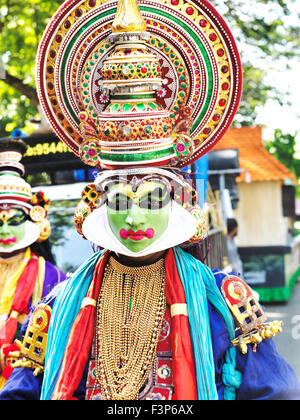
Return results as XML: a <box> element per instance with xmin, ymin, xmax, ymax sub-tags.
<box><xmin>37</xmin><ymin>0</ymin><xmax>242</xmax><ymax>168</ymax></box>
<box><xmin>30</xmin><ymin>206</ymin><xmax>46</xmax><ymax>223</ymax></box>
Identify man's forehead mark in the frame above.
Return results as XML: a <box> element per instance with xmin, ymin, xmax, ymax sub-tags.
<box><xmin>109</xmin><ymin>181</ymin><xmax>167</xmax><ymax>199</ymax></box>
<box><xmin>0</xmin><ymin>209</ymin><xmax>23</xmax><ymax>221</ymax></box>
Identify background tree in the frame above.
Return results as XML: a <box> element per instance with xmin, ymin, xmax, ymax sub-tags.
<box><xmin>0</xmin><ymin>0</ymin><xmax>61</xmax><ymax>136</ymax></box>
<box><xmin>0</xmin><ymin>0</ymin><xmax>299</xmax><ymax>134</ymax></box>
<box><xmin>265</xmin><ymin>129</ymin><xmax>300</xmax><ymax>180</ymax></box>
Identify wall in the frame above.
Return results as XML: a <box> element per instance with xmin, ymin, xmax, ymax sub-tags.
<box><xmin>233</xmin><ymin>180</ymin><xmax>288</xmax><ymax>247</ymax></box>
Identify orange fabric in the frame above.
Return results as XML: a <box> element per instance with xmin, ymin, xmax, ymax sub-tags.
<box><xmin>165</xmin><ymin>249</ymin><xmax>197</xmax><ymax>400</ymax></box>
<box><xmin>0</xmin><ymin>253</ymin><xmax>39</xmax><ymax>348</ymax></box>
<box><xmin>10</xmin><ymin>253</ymin><xmax>39</xmax><ymax>314</ymax></box>
<box><xmin>51</xmin><ymin>251</ymin><xmax>109</xmax><ymax>400</ymax></box>
<box><xmin>214</xmin><ymin>126</ymin><xmax>297</xmax><ymax>184</ymax></box>
<box><xmin>0</xmin><ymin>318</ymin><xmax>18</xmax><ymax>350</ymax></box>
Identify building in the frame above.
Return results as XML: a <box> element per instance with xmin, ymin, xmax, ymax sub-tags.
<box><xmin>214</xmin><ymin>126</ymin><xmax>300</xmax><ymax>301</ymax></box>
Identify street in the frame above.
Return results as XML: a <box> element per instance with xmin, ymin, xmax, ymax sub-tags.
<box><xmin>264</xmin><ymin>280</ymin><xmax>300</xmax><ymax>381</ymax></box>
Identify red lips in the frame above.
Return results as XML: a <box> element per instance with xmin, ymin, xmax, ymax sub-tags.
<box><xmin>0</xmin><ymin>237</ymin><xmax>17</xmax><ymax>245</ymax></box>
<box><xmin>120</xmin><ymin>228</ymin><xmax>154</xmax><ymax>241</ymax></box>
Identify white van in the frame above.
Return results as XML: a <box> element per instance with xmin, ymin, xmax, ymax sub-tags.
<box><xmin>33</xmin><ymin>182</ymin><xmax>94</xmax><ymax>275</ymax></box>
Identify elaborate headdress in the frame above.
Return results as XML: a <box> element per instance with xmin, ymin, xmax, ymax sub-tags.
<box><xmin>36</xmin><ymin>0</ymin><xmax>242</xmax><ymax>252</ymax></box>
<box><xmin>0</xmin><ymin>138</ymin><xmax>32</xmax><ymax>211</ymax></box>
<box><xmin>0</xmin><ymin>138</ymin><xmax>51</xmax><ymax>252</ymax></box>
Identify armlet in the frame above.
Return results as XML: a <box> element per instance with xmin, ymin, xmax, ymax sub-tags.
<box><xmin>9</xmin><ymin>304</ymin><xmax>51</xmax><ymax>376</ymax></box>
<box><xmin>220</xmin><ymin>275</ymin><xmax>283</xmax><ymax>354</ymax></box>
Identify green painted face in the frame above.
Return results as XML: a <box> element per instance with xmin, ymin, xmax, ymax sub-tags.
<box><xmin>107</xmin><ymin>180</ymin><xmax>171</xmax><ymax>253</ymax></box>
<box><xmin>0</xmin><ymin>208</ymin><xmax>27</xmax><ymax>249</ymax></box>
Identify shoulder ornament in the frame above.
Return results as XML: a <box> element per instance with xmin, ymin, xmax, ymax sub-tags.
<box><xmin>9</xmin><ymin>303</ymin><xmax>51</xmax><ymax>376</ymax></box>
<box><xmin>220</xmin><ymin>275</ymin><xmax>283</xmax><ymax>354</ymax></box>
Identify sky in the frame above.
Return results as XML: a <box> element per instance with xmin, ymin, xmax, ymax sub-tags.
<box><xmin>247</xmin><ymin>3</ymin><xmax>299</xmax><ymax>157</ymax></box>
<box><xmin>256</xmin><ymin>61</ymin><xmax>300</xmax><ymax>158</ymax></box>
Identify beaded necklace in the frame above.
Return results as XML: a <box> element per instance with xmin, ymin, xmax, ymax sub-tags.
<box><xmin>90</xmin><ymin>256</ymin><xmax>166</xmax><ymax>400</ymax></box>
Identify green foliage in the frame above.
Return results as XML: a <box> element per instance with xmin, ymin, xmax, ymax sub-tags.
<box><xmin>265</xmin><ymin>128</ymin><xmax>300</xmax><ymax>179</ymax></box>
<box><xmin>213</xmin><ymin>0</ymin><xmax>300</xmax><ymax>126</ymax></box>
<box><xmin>234</xmin><ymin>64</ymin><xmax>273</xmax><ymax>126</ymax></box>
<box><xmin>0</xmin><ymin>0</ymin><xmax>62</xmax><ymax>134</ymax></box>
<box><xmin>215</xmin><ymin>0</ymin><xmax>300</xmax><ymax>59</ymax></box>
<box><xmin>0</xmin><ymin>0</ymin><xmax>299</xmax><ymax>130</ymax></box>
<box><xmin>0</xmin><ymin>0</ymin><xmax>61</xmax><ymax>80</ymax></box>
<box><xmin>0</xmin><ymin>85</ymin><xmax>37</xmax><ymax>136</ymax></box>
<box><xmin>26</xmin><ymin>172</ymin><xmax>51</xmax><ymax>187</ymax></box>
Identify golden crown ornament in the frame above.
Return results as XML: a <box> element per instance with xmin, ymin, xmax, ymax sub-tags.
<box><xmin>36</xmin><ymin>0</ymin><xmax>242</xmax><ymax>170</ymax></box>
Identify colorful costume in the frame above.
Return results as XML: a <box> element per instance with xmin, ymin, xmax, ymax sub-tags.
<box><xmin>0</xmin><ymin>138</ymin><xmax>66</xmax><ymax>388</ymax></box>
<box><xmin>1</xmin><ymin>0</ymin><xmax>299</xmax><ymax>400</ymax></box>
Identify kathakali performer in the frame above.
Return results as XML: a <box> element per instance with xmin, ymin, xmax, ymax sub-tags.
<box><xmin>0</xmin><ymin>138</ymin><xmax>66</xmax><ymax>389</ymax></box>
<box><xmin>1</xmin><ymin>0</ymin><xmax>299</xmax><ymax>400</ymax></box>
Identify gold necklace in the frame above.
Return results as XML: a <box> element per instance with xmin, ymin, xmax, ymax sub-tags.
<box><xmin>91</xmin><ymin>256</ymin><xmax>166</xmax><ymax>400</ymax></box>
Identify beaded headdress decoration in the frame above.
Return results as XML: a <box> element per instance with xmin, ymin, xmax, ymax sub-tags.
<box><xmin>0</xmin><ymin>138</ymin><xmax>51</xmax><ymax>243</ymax></box>
<box><xmin>36</xmin><ymin>0</ymin><xmax>242</xmax><ymax>245</ymax></box>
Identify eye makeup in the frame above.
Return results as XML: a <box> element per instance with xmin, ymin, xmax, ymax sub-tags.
<box><xmin>106</xmin><ymin>182</ymin><xmax>171</xmax><ymax>211</ymax></box>
<box><xmin>0</xmin><ymin>210</ymin><xmax>27</xmax><ymax>225</ymax></box>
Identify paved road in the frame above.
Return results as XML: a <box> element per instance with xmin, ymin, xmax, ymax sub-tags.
<box><xmin>264</xmin><ymin>280</ymin><xmax>300</xmax><ymax>382</ymax></box>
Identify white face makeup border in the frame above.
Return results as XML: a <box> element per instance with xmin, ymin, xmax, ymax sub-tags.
<box><xmin>81</xmin><ymin>168</ymin><xmax>199</xmax><ymax>258</ymax></box>
<box><xmin>82</xmin><ymin>199</ymin><xmax>197</xmax><ymax>258</ymax></box>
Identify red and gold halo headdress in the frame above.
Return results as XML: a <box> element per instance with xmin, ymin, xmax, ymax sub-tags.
<box><xmin>36</xmin><ymin>0</ymin><xmax>242</xmax><ymax>169</ymax></box>
<box><xmin>36</xmin><ymin>0</ymin><xmax>242</xmax><ymax>245</ymax></box>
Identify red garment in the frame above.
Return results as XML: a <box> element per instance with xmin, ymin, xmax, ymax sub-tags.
<box><xmin>0</xmin><ymin>253</ymin><xmax>39</xmax><ymax>349</ymax></box>
<box><xmin>1</xmin><ymin>343</ymin><xmax>20</xmax><ymax>379</ymax></box>
<box><xmin>165</xmin><ymin>249</ymin><xmax>197</xmax><ymax>400</ymax></box>
<box><xmin>51</xmin><ymin>250</ymin><xmax>197</xmax><ymax>400</ymax></box>
<box><xmin>52</xmin><ymin>252</ymin><xmax>109</xmax><ymax>400</ymax></box>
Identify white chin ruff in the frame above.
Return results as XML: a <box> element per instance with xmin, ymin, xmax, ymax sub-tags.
<box><xmin>82</xmin><ymin>200</ymin><xmax>197</xmax><ymax>257</ymax></box>
<box><xmin>0</xmin><ymin>221</ymin><xmax>40</xmax><ymax>254</ymax></box>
